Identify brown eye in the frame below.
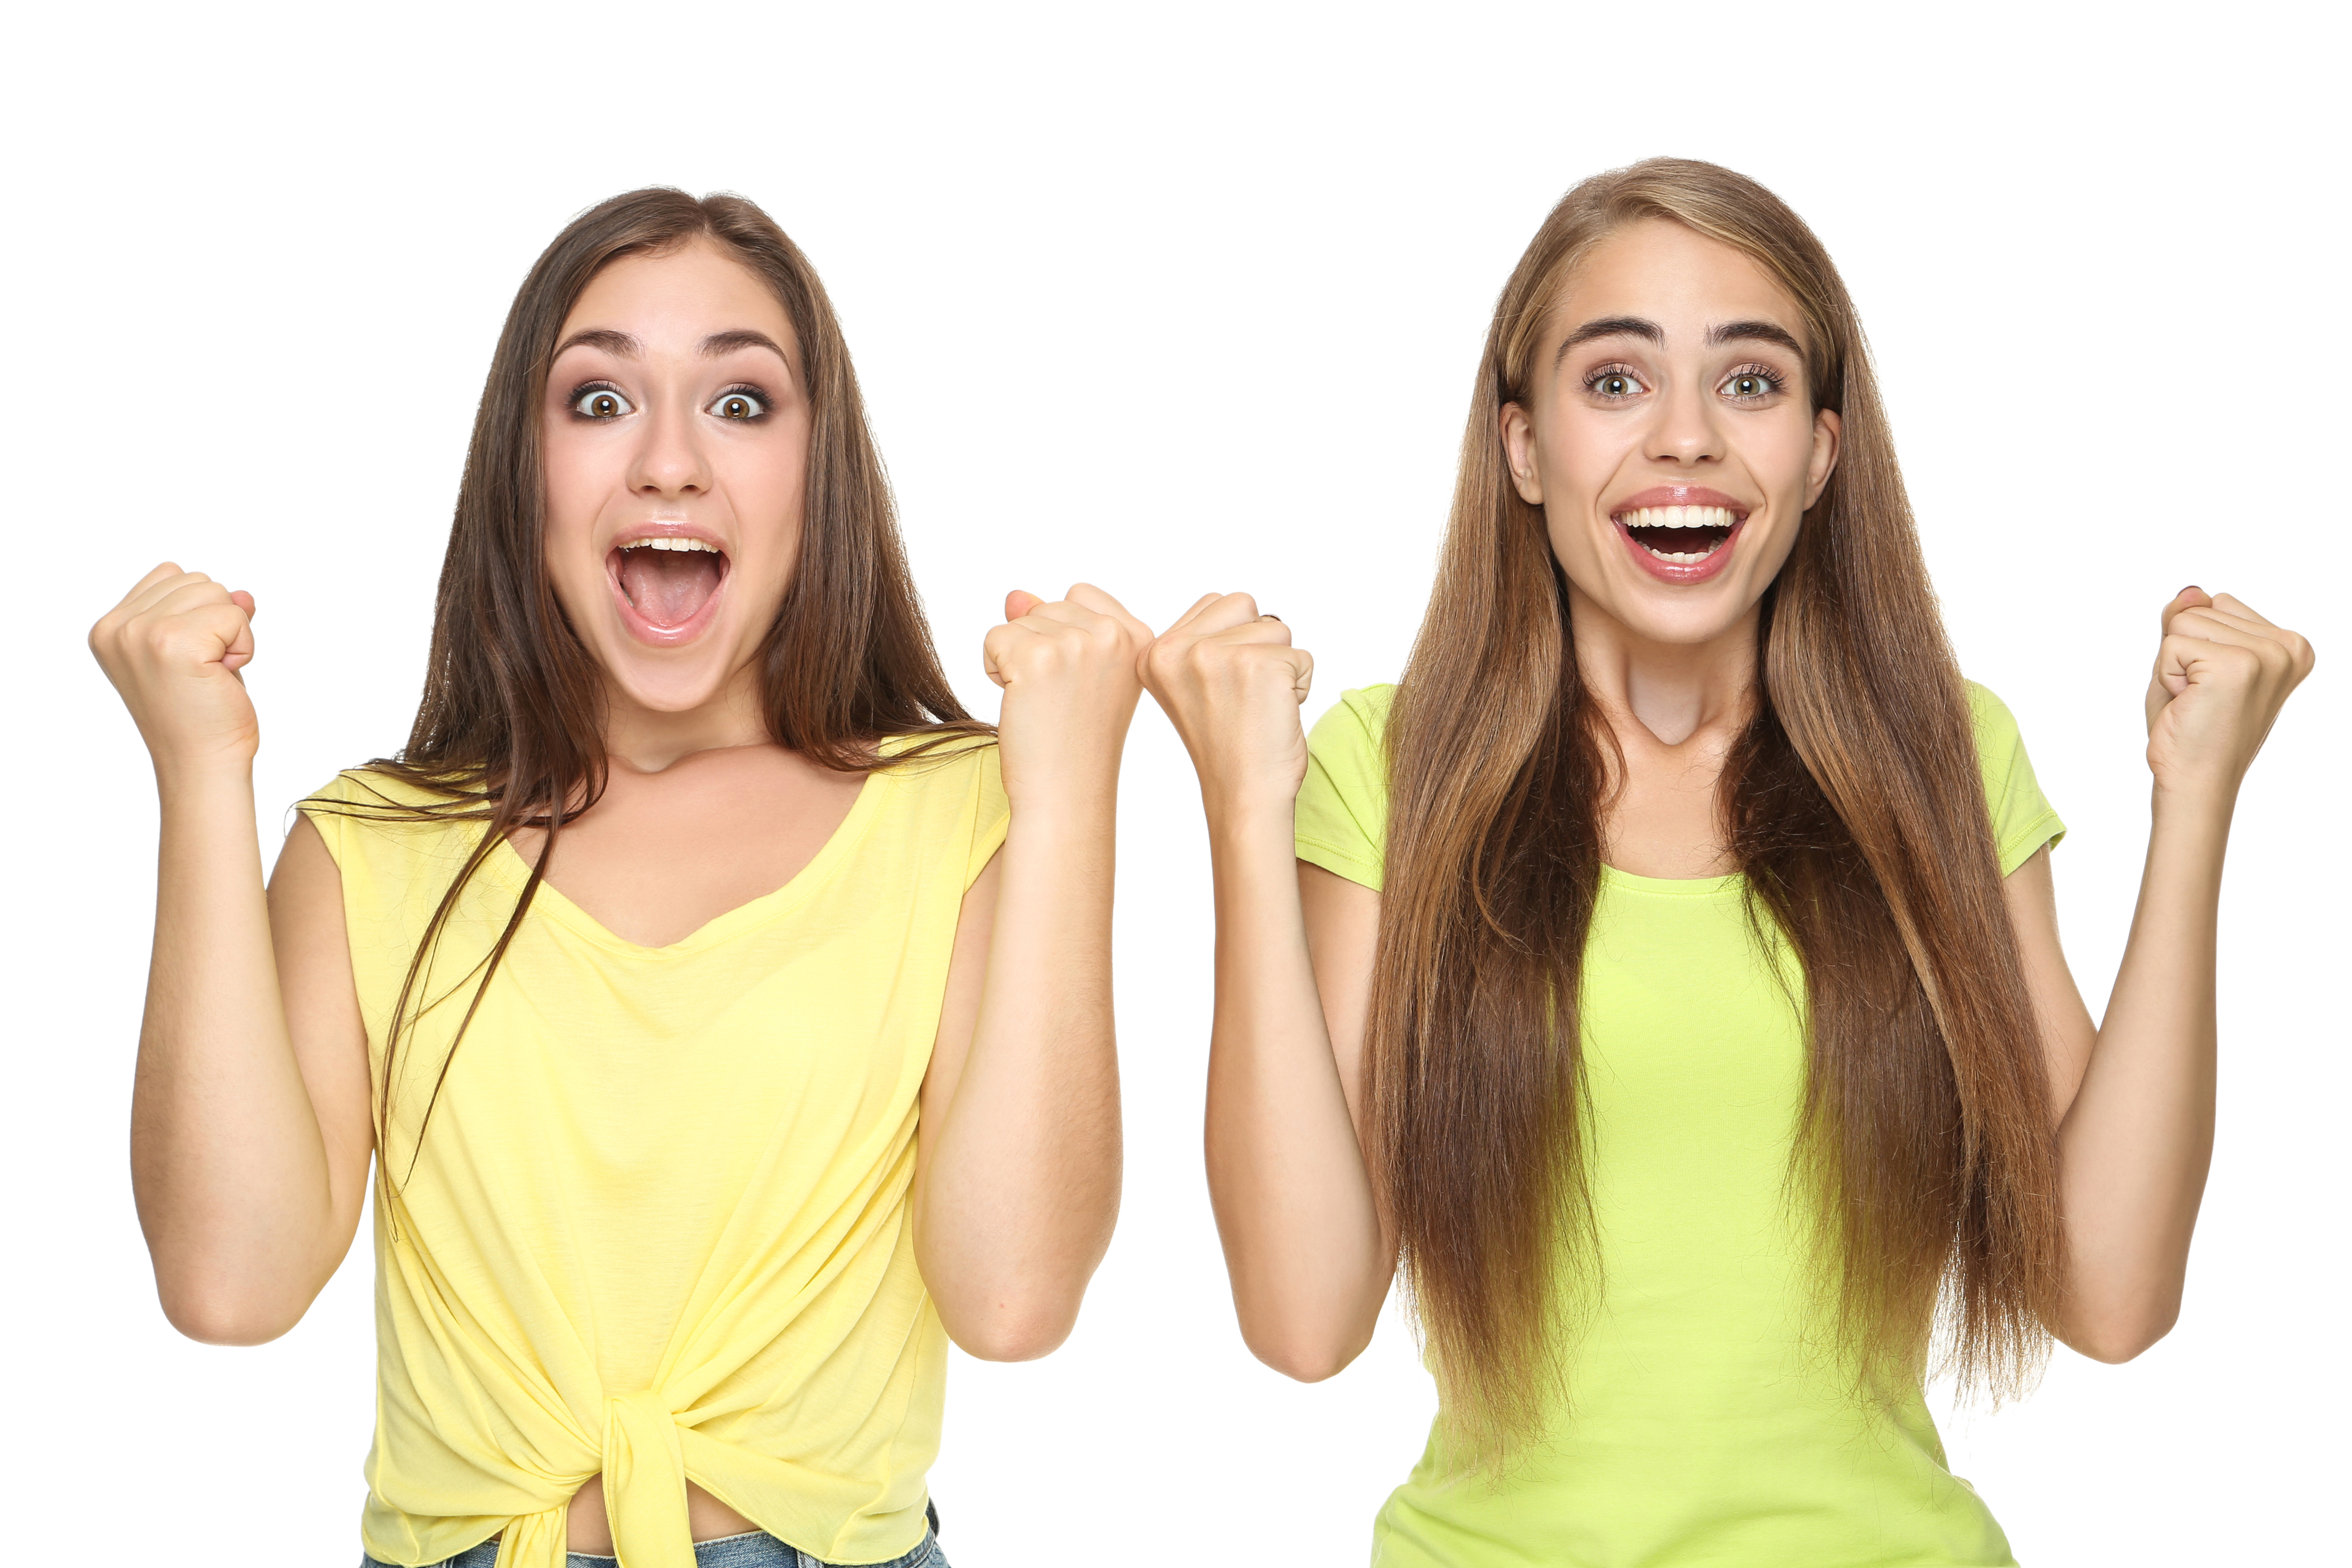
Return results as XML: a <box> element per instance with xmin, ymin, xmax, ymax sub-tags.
<box><xmin>710</xmin><ymin>391</ymin><xmax>766</xmax><ymax>420</ymax></box>
<box><xmin>1586</xmin><ymin>368</ymin><xmax>1645</xmax><ymax>399</ymax></box>
<box><xmin>1724</xmin><ymin>372</ymin><xmax>1779</xmax><ymax>399</ymax></box>
<box><xmin>571</xmin><ymin>387</ymin><xmax>632</xmax><ymax>419</ymax></box>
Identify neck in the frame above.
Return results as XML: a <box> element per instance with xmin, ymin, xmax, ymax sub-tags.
<box><xmin>599</xmin><ymin>663</ymin><xmax>772</xmax><ymax>773</ymax></box>
<box><xmin>1567</xmin><ymin>582</ymin><xmax>1759</xmax><ymax>750</ymax></box>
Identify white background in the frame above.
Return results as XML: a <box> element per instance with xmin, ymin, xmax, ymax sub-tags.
<box><xmin>5</xmin><ymin>3</ymin><xmax>2343</xmax><ymax>1564</ymax></box>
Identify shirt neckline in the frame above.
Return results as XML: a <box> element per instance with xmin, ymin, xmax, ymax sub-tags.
<box><xmin>1598</xmin><ymin>863</ymin><xmax>1744</xmax><ymax>898</ymax></box>
<box><xmin>478</xmin><ymin>750</ymin><xmax>898</xmax><ymax>959</ymax></box>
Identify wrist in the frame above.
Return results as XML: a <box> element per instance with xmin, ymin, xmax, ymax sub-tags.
<box><xmin>2150</xmin><ymin>775</ymin><xmax>2240</xmax><ymax>823</ymax></box>
<box><xmin>152</xmin><ymin>753</ymin><xmax>258</xmax><ymax>808</ymax></box>
<box><xmin>1202</xmin><ymin>786</ymin><xmax>1297</xmax><ymax>842</ymax></box>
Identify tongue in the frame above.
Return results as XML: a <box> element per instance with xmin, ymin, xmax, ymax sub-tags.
<box><xmin>619</xmin><ymin>550</ymin><xmax>723</xmax><ymax>626</ymax></box>
<box><xmin>1633</xmin><ymin>526</ymin><xmax>1723</xmax><ymax>553</ymax></box>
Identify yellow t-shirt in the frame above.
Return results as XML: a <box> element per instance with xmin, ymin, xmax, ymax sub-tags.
<box><xmin>302</xmin><ymin>737</ymin><xmax>1008</xmax><ymax>1568</ymax></box>
<box><xmin>1295</xmin><ymin>683</ymin><xmax>2064</xmax><ymax>1568</ymax></box>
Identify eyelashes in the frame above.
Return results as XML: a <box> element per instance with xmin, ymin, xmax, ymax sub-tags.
<box><xmin>1719</xmin><ymin>363</ymin><xmax>1787</xmax><ymax>400</ymax></box>
<box><xmin>1577</xmin><ymin>361</ymin><xmax>1790</xmax><ymax>401</ymax></box>
<box><xmin>569</xmin><ymin>380</ymin><xmax>633</xmax><ymax>420</ymax></box>
<box><xmin>560</xmin><ymin>380</ymin><xmax>780</xmax><ymax>422</ymax></box>
<box><xmin>1583</xmin><ymin>362</ymin><xmax>1645</xmax><ymax>399</ymax></box>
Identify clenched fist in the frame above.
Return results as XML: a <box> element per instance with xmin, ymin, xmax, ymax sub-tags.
<box><xmin>1140</xmin><ymin>592</ymin><xmax>1316</xmax><ymax>814</ymax></box>
<box><xmin>2144</xmin><ymin>587</ymin><xmax>2315</xmax><ymax>804</ymax></box>
<box><xmin>90</xmin><ymin>562</ymin><xmax>262</xmax><ymax>777</ymax></box>
<box><xmin>984</xmin><ymin>583</ymin><xmax>1155</xmax><ymax>806</ymax></box>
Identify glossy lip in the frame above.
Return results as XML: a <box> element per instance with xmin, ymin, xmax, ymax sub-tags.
<box><xmin>605</xmin><ymin>520</ymin><xmax>732</xmax><ymax>646</ymax></box>
<box><xmin>1607</xmin><ymin>484</ymin><xmax>1756</xmax><ymax>587</ymax></box>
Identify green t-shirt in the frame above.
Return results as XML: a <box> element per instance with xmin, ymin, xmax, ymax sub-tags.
<box><xmin>1295</xmin><ymin>681</ymin><xmax>2065</xmax><ymax>1568</ymax></box>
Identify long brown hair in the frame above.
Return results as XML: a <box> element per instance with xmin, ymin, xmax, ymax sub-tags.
<box><xmin>1370</xmin><ymin>158</ymin><xmax>2062</xmax><ymax>1461</ymax></box>
<box><xmin>317</xmin><ymin>189</ymin><xmax>986</xmax><ymax>1202</ymax></box>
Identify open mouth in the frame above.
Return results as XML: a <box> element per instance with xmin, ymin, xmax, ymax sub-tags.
<box><xmin>609</xmin><ymin>535</ymin><xmax>730</xmax><ymax>637</ymax></box>
<box><xmin>1615</xmin><ymin>504</ymin><xmax>1743</xmax><ymax>565</ymax></box>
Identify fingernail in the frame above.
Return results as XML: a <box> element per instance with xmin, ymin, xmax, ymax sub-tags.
<box><xmin>2181</xmin><ymin>585</ymin><xmax>2202</xmax><ymax>596</ymax></box>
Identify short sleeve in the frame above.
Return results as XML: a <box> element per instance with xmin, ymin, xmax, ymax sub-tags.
<box><xmin>1965</xmin><ymin>681</ymin><xmax>2066</xmax><ymax>875</ymax></box>
<box><xmin>295</xmin><ymin>768</ymin><xmax>434</xmax><ymax>871</ymax></box>
<box><xmin>295</xmin><ymin>774</ymin><xmax>358</xmax><ymax>868</ymax></box>
<box><xmin>1294</xmin><ymin>685</ymin><xmax>1396</xmax><ymax>891</ymax></box>
<box><xmin>966</xmin><ymin>741</ymin><xmax>1010</xmax><ymax>888</ymax></box>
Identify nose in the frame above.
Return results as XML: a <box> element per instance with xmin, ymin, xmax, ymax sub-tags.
<box><xmin>1643</xmin><ymin>375</ymin><xmax>1724</xmax><ymax>468</ymax></box>
<box><xmin>625</xmin><ymin>394</ymin><xmax>711</xmax><ymax>500</ymax></box>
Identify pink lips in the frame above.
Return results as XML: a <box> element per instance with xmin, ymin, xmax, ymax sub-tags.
<box><xmin>1608</xmin><ymin>485</ymin><xmax>1753</xmax><ymax>587</ymax></box>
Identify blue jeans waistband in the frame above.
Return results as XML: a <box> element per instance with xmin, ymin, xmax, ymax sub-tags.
<box><xmin>364</xmin><ymin>1523</ymin><xmax>945</xmax><ymax>1568</ymax></box>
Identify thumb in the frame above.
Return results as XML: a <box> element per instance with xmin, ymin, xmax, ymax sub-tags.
<box><xmin>223</xmin><ymin>589</ymin><xmax>257</xmax><ymax>672</ymax></box>
<box><xmin>1005</xmin><ymin>589</ymin><xmax>1043</xmax><ymax>622</ymax></box>
<box><xmin>2164</xmin><ymin>584</ymin><xmax>2211</xmax><ymax>629</ymax></box>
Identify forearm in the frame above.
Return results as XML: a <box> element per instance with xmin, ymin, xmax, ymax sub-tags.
<box><xmin>135</xmin><ymin>766</ymin><xmax>340</xmax><ymax>1340</ymax></box>
<box><xmin>2055</xmin><ymin>786</ymin><xmax>2230</xmax><ymax>1359</ymax></box>
<box><xmin>917</xmin><ymin>779</ymin><xmax>1123</xmax><ymax>1357</ymax></box>
<box><xmin>1202</xmin><ymin>799</ymin><xmax>1388</xmax><ymax>1380</ymax></box>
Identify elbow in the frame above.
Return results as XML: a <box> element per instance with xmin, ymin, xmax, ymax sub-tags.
<box><xmin>2061</xmin><ymin>1305</ymin><xmax>2178</xmax><ymax>1366</ymax></box>
<box><xmin>1241</xmin><ymin>1317</ymin><xmax>1372</xmax><ymax>1383</ymax></box>
<box><xmin>942</xmin><ymin>1296</ymin><xmax>1081</xmax><ymax>1363</ymax></box>
<box><xmin>1253</xmin><ymin>1339</ymin><xmax>1363</xmax><ymax>1384</ymax></box>
<box><xmin>155</xmin><ymin>1272</ymin><xmax>311</xmax><ymax>1347</ymax></box>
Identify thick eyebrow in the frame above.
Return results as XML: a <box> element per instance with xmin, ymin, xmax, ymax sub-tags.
<box><xmin>1706</xmin><ymin>319</ymin><xmax>1806</xmax><ymax>356</ymax></box>
<box><xmin>552</xmin><ymin>327</ymin><xmax>641</xmax><ymax>359</ymax></box>
<box><xmin>1555</xmin><ymin>316</ymin><xmax>1663</xmax><ymax>363</ymax></box>
<box><xmin>701</xmin><ymin>329</ymin><xmax>791</xmax><ymax>362</ymax></box>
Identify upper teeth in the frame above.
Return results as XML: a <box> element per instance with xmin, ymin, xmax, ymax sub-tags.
<box><xmin>622</xmin><ymin>536</ymin><xmax>719</xmax><ymax>553</ymax></box>
<box><xmin>1618</xmin><ymin>505</ymin><xmax>1738</xmax><ymax>529</ymax></box>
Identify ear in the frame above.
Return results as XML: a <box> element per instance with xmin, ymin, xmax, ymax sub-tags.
<box><xmin>1499</xmin><ymin>402</ymin><xmax>1544</xmax><ymax>505</ymax></box>
<box><xmin>1804</xmin><ymin>407</ymin><xmax>1842</xmax><ymax>508</ymax></box>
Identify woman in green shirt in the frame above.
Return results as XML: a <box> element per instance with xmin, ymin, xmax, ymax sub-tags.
<box><xmin>1140</xmin><ymin>158</ymin><xmax>2315</xmax><ymax>1565</ymax></box>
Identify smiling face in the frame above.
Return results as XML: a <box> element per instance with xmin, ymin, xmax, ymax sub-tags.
<box><xmin>1501</xmin><ymin>218</ymin><xmax>1841</xmax><ymax>650</ymax></box>
<box><xmin>541</xmin><ymin>236</ymin><xmax>812</xmax><ymax>720</ymax></box>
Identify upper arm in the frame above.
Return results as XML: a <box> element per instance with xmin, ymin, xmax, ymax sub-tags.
<box><xmin>2002</xmin><ymin>845</ymin><xmax>2100</xmax><ymax>1124</ymax></box>
<box><xmin>916</xmin><ymin>847</ymin><xmax>1003</xmax><ymax>1205</ymax></box>
<box><xmin>1299</xmin><ymin>860</ymin><xmax>1381</xmax><ymax>1143</ymax></box>
<box><xmin>268</xmin><ymin>815</ymin><xmax>375</xmax><ymax>1247</ymax></box>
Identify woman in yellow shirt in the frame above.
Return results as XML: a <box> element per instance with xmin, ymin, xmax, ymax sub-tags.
<box><xmin>90</xmin><ymin>189</ymin><xmax>1144</xmax><ymax>1567</ymax></box>
<box><xmin>1142</xmin><ymin>159</ymin><xmax>2315</xmax><ymax>1565</ymax></box>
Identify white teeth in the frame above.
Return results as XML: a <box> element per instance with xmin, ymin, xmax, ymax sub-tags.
<box><xmin>621</xmin><ymin>536</ymin><xmax>720</xmax><ymax>554</ymax></box>
<box><xmin>1614</xmin><ymin>505</ymin><xmax>1739</xmax><ymax>530</ymax></box>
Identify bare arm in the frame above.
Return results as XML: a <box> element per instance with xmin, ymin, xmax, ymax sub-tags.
<box><xmin>911</xmin><ymin>585</ymin><xmax>1147</xmax><ymax>1361</ymax></box>
<box><xmin>93</xmin><ymin>563</ymin><xmax>374</xmax><ymax>1344</ymax></box>
<box><xmin>1144</xmin><ymin>594</ymin><xmax>1394</xmax><ymax>1381</ymax></box>
<box><xmin>2009</xmin><ymin>588</ymin><xmax>2313</xmax><ymax>1363</ymax></box>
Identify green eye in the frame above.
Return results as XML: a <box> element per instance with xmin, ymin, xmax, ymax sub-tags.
<box><xmin>711</xmin><ymin>391</ymin><xmax>766</xmax><ymax>420</ymax></box>
<box><xmin>572</xmin><ymin>387</ymin><xmax>633</xmax><ymax>419</ymax></box>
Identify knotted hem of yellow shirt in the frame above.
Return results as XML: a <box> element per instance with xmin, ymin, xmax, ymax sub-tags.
<box><xmin>484</xmin><ymin>1393</ymin><xmax>710</xmax><ymax>1568</ymax></box>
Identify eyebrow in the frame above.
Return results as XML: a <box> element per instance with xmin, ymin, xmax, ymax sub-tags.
<box><xmin>699</xmin><ymin>328</ymin><xmax>791</xmax><ymax>361</ymax></box>
<box><xmin>1552</xmin><ymin>315</ymin><xmax>1808</xmax><ymax>364</ymax></box>
<box><xmin>552</xmin><ymin>327</ymin><xmax>641</xmax><ymax>359</ymax></box>
<box><xmin>548</xmin><ymin>328</ymin><xmax>793</xmax><ymax>362</ymax></box>
<box><xmin>1707</xmin><ymin>319</ymin><xmax>1806</xmax><ymax>355</ymax></box>
<box><xmin>1556</xmin><ymin>316</ymin><xmax>1662</xmax><ymax>361</ymax></box>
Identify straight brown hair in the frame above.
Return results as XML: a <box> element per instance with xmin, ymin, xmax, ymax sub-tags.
<box><xmin>316</xmin><ymin>189</ymin><xmax>986</xmax><ymax>1204</ymax></box>
<box><xmin>1370</xmin><ymin>158</ymin><xmax>2062</xmax><ymax>1462</ymax></box>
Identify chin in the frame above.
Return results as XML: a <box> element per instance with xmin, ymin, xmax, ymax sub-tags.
<box><xmin>594</xmin><ymin>641</ymin><xmax>744</xmax><ymax>715</ymax></box>
<box><xmin>1608</xmin><ymin>584</ymin><xmax>1761</xmax><ymax>647</ymax></box>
